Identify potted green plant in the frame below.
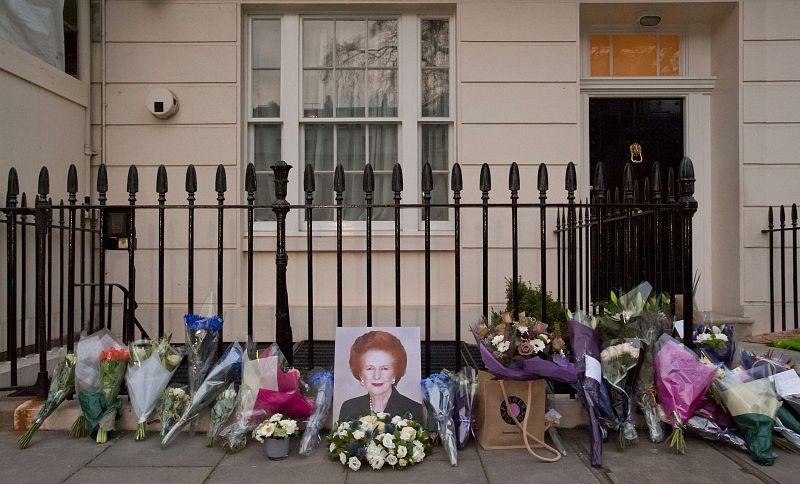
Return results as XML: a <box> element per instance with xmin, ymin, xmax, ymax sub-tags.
<box><xmin>253</xmin><ymin>413</ymin><xmax>298</xmax><ymax>460</ymax></box>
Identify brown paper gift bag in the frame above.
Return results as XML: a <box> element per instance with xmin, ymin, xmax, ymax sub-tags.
<box><xmin>475</xmin><ymin>370</ymin><xmax>561</xmax><ymax>462</ymax></box>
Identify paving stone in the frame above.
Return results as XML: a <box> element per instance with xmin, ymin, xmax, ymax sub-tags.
<box><xmin>346</xmin><ymin>457</ymin><xmax>488</xmax><ymax>484</ymax></box>
<box><xmin>478</xmin><ymin>444</ymin><xmax>598</xmax><ymax>484</ymax></box>
<box><xmin>64</xmin><ymin>466</ymin><xmax>213</xmax><ymax>484</ymax></box>
<box><xmin>425</xmin><ymin>439</ymin><xmax>481</xmax><ymax>461</ymax></box>
<box><xmin>207</xmin><ymin>438</ymin><xmax>347</xmax><ymax>483</ymax></box>
<box><xmin>0</xmin><ymin>431</ymin><xmax>107</xmax><ymax>484</ymax></box>
<box><xmin>87</xmin><ymin>431</ymin><xmax>225</xmax><ymax>468</ymax></box>
<box><xmin>716</xmin><ymin>443</ymin><xmax>800</xmax><ymax>484</ymax></box>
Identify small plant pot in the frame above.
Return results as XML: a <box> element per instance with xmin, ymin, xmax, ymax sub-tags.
<box><xmin>265</xmin><ymin>437</ymin><xmax>290</xmax><ymax>460</ymax></box>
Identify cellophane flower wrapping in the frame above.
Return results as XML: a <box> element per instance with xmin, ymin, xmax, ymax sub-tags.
<box><xmin>601</xmin><ymin>338</ymin><xmax>645</xmax><ymax>449</ymax></box>
<box><xmin>685</xmin><ymin>397</ymin><xmax>747</xmax><ymax>451</ymax></box>
<box><xmin>654</xmin><ymin>335</ymin><xmax>717</xmax><ymax>454</ymax></box>
<box><xmin>207</xmin><ymin>384</ymin><xmax>237</xmax><ymax>447</ymax></box>
<box><xmin>598</xmin><ymin>282</ymin><xmax>652</xmax><ymax>341</ymax></box>
<box><xmin>774</xmin><ymin>406</ymin><xmax>800</xmax><ymax>451</ymax></box>
<box><xmin>159</xmin><ymin>386</ymin><xmax>191</xmax><ymax>438</ymax></box>
<box><xmin>454</xmin><ymin>367</ymin><xmax>478</xmax><ymax>449</ymax></box>
<box><xmin>715</xmin><ymin>368</ymin><xmax>781</xmax><ymax>465</ymax></box>
<box><xmin>219</xmin><ymin>343</ymin><xmax>314</xmax><ymax>453</ymax></box>
<box><xmin>81</xmin><ymin>346</ymin><xmax>130</xmax><ymax>443</ymax></box>
<box><xmin>184</xmin><ymin>314</ymin><xmax>223</xmax><ymax>396</ymax></box>
<box><xmin>632</xmin><ymin>295</ymin><xmax>672</xmax><ymax>443</ymax></box>
<box><xmin>421</xmin><ymin>372</ymin><xmax>457</xmax><ymax>466</ymax></box>
<box><xmin>126</xmin><ymin>335</ymin><xmax>184</xmax><ymax>440</ymax></box>
<box><xmin>71</xmin><ymin>329</ymin><xmax>124</xmax><ymax>437</ymax></box>
<box><xmin>567</xmin><ymin>313</ymin><xmax>612</xmax><ymax>468</ymax></box>
<box><xmin>18</xmin><ymin>351</ymin><xmax>76</xmax><ymax>448</ymax></box>
<box><xmin>161</xmin><ymin>342</ymin><xmax>243</xmax><ymax>449</ymax></box>
<box><xmin>328</xmin><ymin>413</ymin><xmax>432</xmax><ymax>471</ymax></box>
<box><xmin>299</xmin><ymin>369</ymin><xmax>334</xmax><ymax>456</ymax></box>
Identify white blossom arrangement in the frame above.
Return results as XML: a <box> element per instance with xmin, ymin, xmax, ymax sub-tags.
<box><xmin>327</xmin><ymin>412</ymin><xmax>432</xmax><ymax>471</ymax></box>
<box><xmin>252</xmin><ymin>413</ymin><xmax>299</xmax><ymax>441</ymax></box>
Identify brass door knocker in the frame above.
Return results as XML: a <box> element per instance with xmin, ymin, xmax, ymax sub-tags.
<box><xmin>630</xmin><ymin>143</ymin><xmax>643</xmax><ymax>163</ymax></box>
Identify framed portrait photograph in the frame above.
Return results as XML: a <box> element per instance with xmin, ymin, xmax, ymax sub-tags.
<box><xmin>332</xmin><ymin>327</ymin><xmax>423</xmax><ymax>423</ymax></box>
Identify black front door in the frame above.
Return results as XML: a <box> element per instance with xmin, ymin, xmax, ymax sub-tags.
<box><xmin>589</xmin><ymin>98</ymin><xmax>684</xmax><ymax>197</ymax></box>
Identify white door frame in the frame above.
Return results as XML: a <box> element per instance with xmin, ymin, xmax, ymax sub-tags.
<box><xmin>580</xmin><ymin>77</ymin><xmax>715</xmax><ymax>310</ymax></box>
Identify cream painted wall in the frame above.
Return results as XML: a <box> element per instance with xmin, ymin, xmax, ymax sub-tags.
<box><xmin>0</xmin><ymin>39</ymin><xmax>90</xmax><ymax>351</ymax></box>
<box><xmin>741</xmin><ymin>0</ymin><xmax>800</xmax><ymax>333</ymax></box>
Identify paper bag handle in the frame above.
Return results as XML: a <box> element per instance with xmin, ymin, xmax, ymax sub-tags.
<box><xmin>498</xmin><ymin>380</ymin><xmax>562</xmax><ymax>463</ymax></box>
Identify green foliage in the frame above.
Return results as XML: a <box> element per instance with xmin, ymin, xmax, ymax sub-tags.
<box><xmin>504</xmin><ymin>279</ymin><xmax>569</xmax><ymax>344</ymax></box>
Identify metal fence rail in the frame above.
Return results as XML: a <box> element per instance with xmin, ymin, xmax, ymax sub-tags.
<box><xmin>2</xmin><ymin>157</ymin><xmax>698</xmax><ymax>397</ymax></box>
<box><xmin>765</xmin><ymin>204</ymin><xmax>799</xmax><ymax>332</ymax></box>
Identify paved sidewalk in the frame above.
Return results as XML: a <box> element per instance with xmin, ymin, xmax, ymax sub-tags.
<box><xmin>1</xmin><ymin>428</ymin><xmax>798</xmax><ymax>484</ymax></box>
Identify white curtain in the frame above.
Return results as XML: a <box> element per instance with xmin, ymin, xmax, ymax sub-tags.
<box><xmin>0</xmin><ymin>0</ymin><xmax>65</xmax><ymax>70</ymax></box>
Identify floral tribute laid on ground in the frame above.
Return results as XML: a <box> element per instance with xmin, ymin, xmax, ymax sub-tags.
<box><xmin>13</xmin><ymin>281</ymin><xmax>800</xmax><ymax>473</ymax></box>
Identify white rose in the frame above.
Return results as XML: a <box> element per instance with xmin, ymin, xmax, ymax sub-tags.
<box><xmin>391</xmin><ymin>415</ymin><xmax>402</xmax><ymax>425</ymax></box>
<box><xmin>352</xmin><ymin>429</ymin><xmax>365</xmax><ymax>440</ymax></box>
<box><xmin>398</xmin><ymin>419</ymin><xmax>408</xmax><ymax>427</ymax></box>
<box><xmin>376</xmin><ymin>412</ymin><xmax>389</xmax><ymax>419</ymax></box>
<box><xmin>399</xmin><ymin>427</ymin><xmax>416</xmax><ymax>441</ymax></box>
<box><xmin>412</xmin><ymin>447</ymin><xmax>425</xmax><ymax>463</ymax></box>
<box><xmin>370</xmin><ymin>455</ymin><xmax>385</xmax><ymax>470</ymax></box>
<box><xmin>340</xmin><ymin>452</ymin><xmax>347</xmax><ymax>464</ymax></box>
<box><xmin>382</xmin><ymin>433</ymin><xmax>396</xmax><ymax>449</ymax></box>
<box><xmin>386</xmin><ymin>454</ymin><xmax>398</xmax><ymax>466</ymax></box>
<box><xmin>397</xmin><ymin>445</ymin><xmax>407</xmax><ymax>458</ymax></box>
<box><xmin>398</xmin><ymin>458</ymin><xmax>408</xmax><ymax>467</ymax></box>
<box><xmin>348</xmin><ymin>456</ymin><xmax>362</xmax><ymax>471</ymax></box>
<box><xmin>413</xmin><ymin>440</ymin><xmax>424</xmax><ymax>448</ymax></box>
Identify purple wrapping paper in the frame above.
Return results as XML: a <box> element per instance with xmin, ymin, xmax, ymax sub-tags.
<box><xmin>474</xmin><ymin>331</ymin><xmax>579</xmax><ymax>382</ymax></box>
<box><xmin>568</xmin><ymin>320</ymin><xmax>613</xmax><ymax>468</ymax></box>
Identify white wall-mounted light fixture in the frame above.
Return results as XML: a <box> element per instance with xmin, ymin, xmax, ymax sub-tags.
<box><xmin>637</xmin><ymin>12</ymin><xmax>662</xmax><ymax>27</ymax></box>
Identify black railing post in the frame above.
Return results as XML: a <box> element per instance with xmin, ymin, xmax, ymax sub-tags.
<box><xmin>451</xmin><ymin>163</ymin><xmax>463</xmax><ymax>371</ymax></box>
<box><xmin>780</xmin><ymin>205</ymin><xmax>787</xmax><ymax>332</ymax></box>
<box><xmin>88</xmin><ymin>199</ymin><xmax>96</xmax><ymax>334</ymax></box>
<box><xmin>768</xmin><ymin>206</ymin><xmax>775</xmax><ymax>333</ymax></box>
<box><xmin>186</xmin><ymin>165</ymin><xmax>197</xmax><ymax>314</ymax></box>
<box><xmin>303</xmin><ymin>164</ymin><xmax>314</xmax><ymax>365</ymax></box>
<box><xmin>66</xmin><ymin>165</ymin><xmax>78</xmax><ymax>351</ymax></box>
<box><xmin>97</xmin><ymin>164</ymin><xmax>108</xmax><ymax>330</ymax></box>
<box><xmin>622</xmin><ymin>163</ymin><xmax>634</xmax><ymax>291</ymax></box>
<box><xmin>651</xmin><ymin>162</ymin><xmax>662</xmax><ymax>294</ymax></box>
<box><xmin>480</xmin><ymin>163</ymin><xmax>491</xmax><ymax>320</ymax></box>
<box><xmin>126</xmin><ymin>165</ymin><xmax>138</xmax><ymax>344</ymax></box>
<box><xmin>509</xmin><ymin>162</ymin><xmax>520</xmax><ymax>320</ymax></box>
<box><xmin>156</xmin><ymin>165</ymin><xmax>168</xmax><ymax>338</ymax></box>
<box><xmin>272</xmin><ymin>160</ymin><xmax>293</xmax><ymax>364</ymax></box>
<box><xmin>47</xmin><ymin>196</ymin><xmax>53</xmax><ymax>349</ymax></box>
<box><xmin>392</xmin><ymin>164</ymin><xmax>403</xmax><ymax>327</ymax></box>
<box><xmin>20</xmin><ymin>193</ymin><xmax>28</xmax><ymax>354</ymax></box>
<box><xmin>593</xmin><ymin>163</ymin><xmax>606</xmax><ymax>312</ymax></box>
<box><xmin>335</xmin><ymin>165</ymin><xmax>345</xmax><ymax>328</ymax></box>
<box><xmin>667</xmin><ymin>168</ymin><xmax>677</xmax><ymax>301</ymax></box>
<box><xmin>422</xmin><ymin>163</ymin><xmax>433</xmax><ymax>376</ymax></box>
<box><xmin>537</xmin><ymin>164</ymin><xmax>549</xmax><ymax>324</ymax></box>
<box><xmin>58</xmin><ymin>201</ymin><xmax>64</xmax><ymax>346</ymax></box>
<box><xmin>215</xmin><ymin>164</ymin><xmax>227</xmax><ymax>355</ymax></box>
<box><xmin>678</xmin><ymin>157</ymin><xmax>697</xmax><ymax>347</ymax></box>
<box><xmin>246</xmin><ymin>163</ymin><xmax>257</xmax><ymax>341</ymax></box>
<box><xmin>35</xmin><ymin>168</ymin><xmax>50</xmax><ymax>397</ymax></box>
<box><xmin>793</xmin><ymin>204</ymin><xmax>798</xmax><ymax>329</ymax></box>
<box><xmin>364</xmin><ymin>164</ymin><xmax>374</xmax><ymax>328</ymax></box>
<box><xmin>6</xmin><ymin>168</ymin><xmax>19</xmax><ymax>386</ymax></box>
<box><xmin>566</xmin><ymin>162</ymin><xmax>577</xmax><ymax>312</ymax></box>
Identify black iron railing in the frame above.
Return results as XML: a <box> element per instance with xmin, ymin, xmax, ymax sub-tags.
<box><xmin>764</xmin><ymin>204</ymin><xmax>799</xmax><ymax>332</ymax></box>
<box><xmin>2</xmin><ymin>157</ymin><xmax>698</xmax><ymax>397</ymax></box>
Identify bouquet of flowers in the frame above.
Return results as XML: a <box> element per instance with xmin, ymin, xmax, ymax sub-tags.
<box><xmin>18</xmin><ymin>352</ymin><xmax>76</xmax><ymax>448</ymax></box>
<box><xmin>207</xmin><ymin>384</ymin><xmax>237</xmax><ymax>447</ymax></box>
<box><xmin>79</xmin><ymin>346</ymin><xmax>130</xmax><ymax>443</ymax></box>
<box><xmin>421</xmin><ymin>372</ymin><xmax>457</xmax><ymax>466</ymax></box>
<box><xmin>184</xmin><ymin>313</ymin><xmax>224</xmax><ymax>396</ymax></box>
<box><xmin>632</xmin><ymin>292</ymin><xmax>672</xmax><ymax>443</ymax></box>
<box><xmin>70</xmin><ymin>329</ymin><xmax>125</xmax><ymax>437</ymax></box>
<box><xmin>219</xmin><ymin>343</ymin><xmax>314</xmax><ymax>453</ymax></box>
<box><xmin>126</xmin><ymin>335</ymin><xmax>184</xmax><ymax>440</ymax></box>
<box><xmin>598</xmin><ymin>282</ymin><xmax>652</xmax><ymax>341</ymax></box>
<box><xmin>714</xmin><ymin>368</ymin><xmax>781</xmax><ymax>465</ymax></box>
<box><xmin>299</xmin><ymin>370</ymin><xmax>334</xmax><ymax>456</ymax></box>
<box><xmin>693</xmin><ymin>322</ymin><xmax>735</xmax><ymax>366</ymax></box>
<box><xmin>328</xmin><ymin>413</ymin><xmax>432</xmax><ymax>471</ymax></box>
<box><xmin>159</xmin><ymin>386</ymin><xmax>191</xmax><ymax>438</ymax></box>
<box><xmin>654</xmin><ymin>335</ymin><xmax>717</xmax><ymax>454</ymax></box>
<box><xmin>252</xmin><ymin>413</ymin><xmax>299</xmax><ymax>441</ymax></box>
<box><xmin>567</xmin><ymin>311</ymin><xmax>613</xmax><ymax>468</ymax></box>
<box><xmin>601</xmin><ymin>339</ymin><xmax>645</xmax><ymax>449</ymax></box>
<box><xmin>161</xmin><ymin>342</ymin><xmax>243</xmax><ymax>448</ymax></box>
<box><xmin>473</xmin><ymin>311</ymin><xmax>577</xmax><ymax>382</ymax></box>
<box><xmin>453</xmin><ymin>366</ymin><xmax>478</xmax><ymax>449</ymax></box>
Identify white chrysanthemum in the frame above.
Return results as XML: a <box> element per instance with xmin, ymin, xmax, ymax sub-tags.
<box><xmin>497</xmin><ymin>341</ymin><xmax>511</xmax><ymax>353</ymax></box>
<box><xmin>516</xmin><ymin>325</ymin><xmax>529</xmax><ymax>335</ymax></box>
<box><xmin>491</xmin><ymin>334</ymin><xmax>504</xmax><ymax>346</ymax></box>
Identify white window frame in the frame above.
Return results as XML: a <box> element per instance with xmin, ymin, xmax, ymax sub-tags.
<box><xmin>245</xmin><ymin>10</ymin><xmax>455</xmax><ymax>234</ymax></box>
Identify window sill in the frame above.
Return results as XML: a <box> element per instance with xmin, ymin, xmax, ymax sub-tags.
<box><xmin>580</xmin><ymin>76</ymin><xmax>716</xmax><ymax>94</ymax></box>
<box><xmin>242</xmin><ymin>231</ymin><xmax>455</xmax><ymax>252</ymax></box>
